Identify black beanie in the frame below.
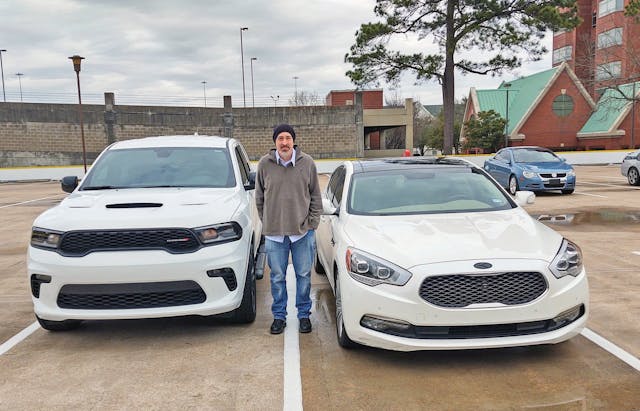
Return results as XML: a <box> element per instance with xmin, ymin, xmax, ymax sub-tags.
<box><xmin>272</xmin><ymin>123</ymin><xmax>296</xmax><ymax>142</ymax></box>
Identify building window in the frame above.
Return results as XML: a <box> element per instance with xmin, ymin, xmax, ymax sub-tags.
<box><xmin>596</xmin><ymin>61</ymin><xmax>622</xmax><ymax>80</ymax></box>
<box><xmin>592</xmin><ymin>12</ymin><xmax>597</xmax><ymax>27</ymax></box>
<box><xmin>598</xmin><ymin>0</ymin><xmax>623</xmax><ymax>17</ymax></box>
<box><xmin>552</xmin><ymin>46</ymin><xmax>573</xmax><ymax>64</ymax></box>
<box><xmin>597</xmin><ymin>27</ymin><xmax>623</xmax><ymax>49</ymax></box>
<box><xmin>552</xmin><ymin>94</ymin><xmax>574</xmax><ymax>117</ymax></box>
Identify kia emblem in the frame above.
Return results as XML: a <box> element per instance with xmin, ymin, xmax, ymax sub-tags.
<box><xmin>474</xmin><ymin>262</ymin><xmax>492</xmax><ymax>269</ymax></box>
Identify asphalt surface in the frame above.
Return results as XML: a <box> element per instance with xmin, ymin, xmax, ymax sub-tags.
<box><xmin>0</xmin><ymin>165</ymin><xmax>639</xmax><ymax>411</ymax></box>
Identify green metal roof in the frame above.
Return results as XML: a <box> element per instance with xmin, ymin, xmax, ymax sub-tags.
<box><xmin>579</xmin><ymin>82</ymin><xmax>639</xmax><ymax>134</ymax></box>
<box><xmin>476</xmin><ymin>66</ymin><xmax>560</xmax><ymax>135</ymax></box>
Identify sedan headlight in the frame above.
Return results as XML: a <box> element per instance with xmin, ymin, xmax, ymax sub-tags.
<box><xmin>549</xmin><ymin>239</ymin><xmax>583</xmax><ymax>278</ymax></box>
<box><xmin>31</xmin><ymin>227</ymin><xmax>63</xmax><ymax>250</ymax></box>
<box><xmin>345</xmin><ymin>248</ymin><xmax>412</xmax><ymax>286</ymax></box>
<box><xmin>194</xmin><ymin>222</ymin><xmax>242</xmax><ymax>245</ymax></box>
<box><xmin>522</xmin><ymin>170</ymin><xmax>536</xmax><ymax>178</ymax></box>
<box><xmin>567</xmin><ymin>169</ymin><xmax>576</xmax><ymax>177</ymax></box>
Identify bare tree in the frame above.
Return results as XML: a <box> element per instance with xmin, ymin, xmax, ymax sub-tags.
<box><xmin>289</xmin><ymin>90</ymin><xmax>321</xmax><ymax>106</ymax></box>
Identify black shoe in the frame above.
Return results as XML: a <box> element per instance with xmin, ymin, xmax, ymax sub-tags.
<box><xmin>299</xmin><ymin>318</ymin><xmax>312</xmax><ymax>333</ymax></box>
<box><xmin>270</xmin><ymin>319</ymin><xmax>286</xmax><ymax>334</ymax></box>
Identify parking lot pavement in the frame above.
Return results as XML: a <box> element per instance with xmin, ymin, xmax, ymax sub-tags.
<box><xmin>1</xmin><ymin>166</ymin><xmax>639</xmax><ymax>410</ymax></box>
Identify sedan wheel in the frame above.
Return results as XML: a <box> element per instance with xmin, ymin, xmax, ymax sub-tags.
<box><xmin>335</xmin><ymin>274</ymin><xmax>357</xmax><ymax>348</ymax></box>
<box><xmin>508</xmin><ymin>175</ymin><xmax>519</xmax><ymax>195</ymax></box>
<box><xmin>628</xmin><ymin>167</ymin><xmax>640</xmax><ymax>186</ymax></box>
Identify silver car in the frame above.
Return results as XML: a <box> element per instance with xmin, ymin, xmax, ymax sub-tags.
<box><xmin>621</xmin><ymin>149</ymin><xmax>640</xmax><ymax>186</ymax></box>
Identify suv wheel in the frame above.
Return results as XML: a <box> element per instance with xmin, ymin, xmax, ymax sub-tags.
<box><xmin>229</xmin><ymin>245</ymin><xmax>257</xmax><ymax>323</ymax></box>
<box><xmin>36</xmin><ymin>315</ymin><xmax>82</xmax><ymax>331</ymax></box>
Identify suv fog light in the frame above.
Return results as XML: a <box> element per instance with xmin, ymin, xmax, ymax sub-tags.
<box><xmin>30</xmin><ymin>274</ymin><xmax>52</xmax><ymax>298</ymax></box>
<box><xmin>207</xmin><ymin>268</ymin><xmax>237</xmax><ymax>291</ymax></box>
<box><xmin>361</xmin><ymin>315</ymin><xmax>412</xmax><ymax>333</ymax></box>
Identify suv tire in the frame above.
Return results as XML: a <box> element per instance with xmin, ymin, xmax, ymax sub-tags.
<box><xmin>229</xmin><ymin>245</ymin><xmax>257</xmax><ymax>323</ymax></box>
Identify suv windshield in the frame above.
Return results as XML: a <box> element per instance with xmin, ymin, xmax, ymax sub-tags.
<box><xmin>348</xmin><ymin>168</ymin><xmax>513</xmax><ymax>215</ymax></box>
<box><xmin>81</xmin><ymin>147</ymin><xmax>235</xmax><ymax>189</ymax></box>
<box><xmin>513</xmin><ymin>149</ymin><xmax>560</xmax><ymax>163</ymax></box>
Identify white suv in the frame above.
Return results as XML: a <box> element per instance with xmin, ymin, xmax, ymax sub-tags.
<box><xmin>28</xmin><ymin>135</ymin><xmax>263</xmax><ymax>330</ymax></box>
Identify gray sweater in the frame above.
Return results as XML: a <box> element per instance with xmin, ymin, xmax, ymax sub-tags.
<box><xmin>255</xmin><ymin>148</ymin><xmax>322</xmax><ymax>236</ymax></box>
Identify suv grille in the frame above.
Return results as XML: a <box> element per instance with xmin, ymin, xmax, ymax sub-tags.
<box><xmin>419</xmin><ymin>272</ymin><xmax>547</xmax><ymax>308</ymax></box>
<box><xmin>59</xmin><ymin>229</ymin><xmax>200</xmax><ymax>256</ymax></box>
<box><xmin>57</xmin><ymin>281</ymin><xmax>206</xmax><ymax>309</ymax></box>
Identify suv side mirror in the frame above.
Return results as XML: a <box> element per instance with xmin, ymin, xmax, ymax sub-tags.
<box><xmin>61</xmin><ymin>176</ymin><xmax>79</xmax><ymax>193</ymax></box>
<box><xmin>245</xmin><ymin>171</ymin><xmax>256</xmax><ymax>191</ymax></box>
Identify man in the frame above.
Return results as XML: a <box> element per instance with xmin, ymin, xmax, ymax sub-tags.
<box><xmin>256</xmin><ymin>123</ymin><xmax>322</xmax><ymax>334</ymax></box>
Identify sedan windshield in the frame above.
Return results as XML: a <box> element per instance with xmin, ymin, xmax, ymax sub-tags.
<box><xmin>81</xmin><ymin>147</ymin><xmax>235</xmax><ymax>189</ymax></box>
<box><xmin>513</xmin><ymin>149</ymin><xmax>560</xmax><ymax>163</ymax></box>
<box><xmin>348</xmin><ymin>168</ymin><xmax>513</xmax><ymax>215</ymax></box>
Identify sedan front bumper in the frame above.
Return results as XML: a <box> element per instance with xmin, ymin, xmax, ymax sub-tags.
<box><xmin>339</xmin><ymin>258</ymin><xmax>589</xmax><ymax>351</ymax></box>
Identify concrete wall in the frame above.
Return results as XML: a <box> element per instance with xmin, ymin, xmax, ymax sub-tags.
<box><xmin>0</xmin><ymin>93</ymin><xmax>363</xmax><ymax>167</ymax></box>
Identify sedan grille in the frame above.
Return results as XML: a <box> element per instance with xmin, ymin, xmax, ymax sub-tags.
<box><xmin>57</xmin><ymin>281</ymin><xmax>206</xmax><ymax>310</ymax></box>
<box><xmin>539</xmin><ymin>173</ymin><xmax>567</xmax><ymax>178</ymax></box>
<box><xmin>59</xmin><ymin>229</ymin><xmax>200</xmax><ymax>256</ymax></box>
<box><xmin>419</xmin><ymin>272</ymin><xmax>547</xmax><ymax>308</ymax></box>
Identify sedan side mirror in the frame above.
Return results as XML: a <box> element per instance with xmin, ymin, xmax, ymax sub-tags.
<box><xmin>514</xmin><ymin>190</ymin><xmax>535</xmax><ymax>207</ymax></box>
<box><xmin>61</xmin><ymin>176</ymin><xmax>79</xmax><ymax>193</ymax></box>
<box><xmin>322</xmin><ymin>198</ymin><xmax>338</xmax><ymax>215</ymax></box>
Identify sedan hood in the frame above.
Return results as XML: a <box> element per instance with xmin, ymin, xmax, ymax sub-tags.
<box><xmin>34</xmin><ymin>187</ymin><xmax>242</xmax><ymax>231</ymax></box>
<box><xmin>519</xmin><ymin>161</ymin><xmax>572</xmax><ymax>173</ymax></box>
<box><xmin>342</xmin><ymin>209</ymin><xmax>562</xmax><ymax>267</ymax></box>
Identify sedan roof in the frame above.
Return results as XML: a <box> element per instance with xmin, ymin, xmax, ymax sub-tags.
<box><xmin>351</xmin><ymin>157</ymin><xmax>476</xmax><ymax>174</ymax></box>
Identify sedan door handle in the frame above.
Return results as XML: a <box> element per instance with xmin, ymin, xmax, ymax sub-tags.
<box><xmin>330</xmin><ymin>237</ymin><xmax>335</xmax><ymax>246</ymax></box>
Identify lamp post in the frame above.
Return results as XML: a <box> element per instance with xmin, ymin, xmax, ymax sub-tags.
<box><xmin>632</xmin><ymin>80</ymin><xmax>637</xmax><ymax>149</ymax></box>
<box><xmin>202</xmin><ymin>80</ymin><xmax>207</xmax><ymax>107</ymax></box>
<box><xmin>240</xmin><ymin>27</ymin><xmax>248</xmax><ymax>108</ymax></box>
<box><xmin>250</xmin><ymin>57</ymin><xmax>257</xmax><ymax>108</ymax></box>
<box><xmin>68</xmin><ymin>55</ymin><xmax>87</xmax><ymax>173</ymax></box>
<box><xmin>293</xmin><ymin>76</ymin><xmax>299</xmax><ymax>105</ymax></box>
<box><xmin>16</xmin><ymin>72</ymin><xmax>23</xmax><ymax>102</ymax></box>
<box><xmin>503</xmin><ymin>83</ymin><xmax>511</xmax><ymax>148</ymax></box>
<box><xmin>270</xmin><ymin>95</ymin><xmax>279</xmax><ymax>107</ymax></box>
<box><xmin>0</xmin><ymin>49</ymin><xmax>6</xmax><ymax>102</ymax></box>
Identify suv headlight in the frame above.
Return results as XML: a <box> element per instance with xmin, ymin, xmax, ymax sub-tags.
<box><xmin>345</xmin><ymin>248</ymin><xmax>412</xmax><ymax>286</ymax></box>
<box><xmin>522</xmin><ymin>170</ymin><xmax>536</xmax><ymax>178</ymax></box>
<box><xmin>194</xmin><ymin>222</ymin><xmax>242</xmax><ymax>245</ymax></box>
<box><xmin>549</xmin><ymin>239</ymin><xmax>583</xmax><ymax>278</ymax></box>
<box><xmin>31</xmin><ymin>227</ymin><xmax>63</xmax><ymax>250</ymax></box>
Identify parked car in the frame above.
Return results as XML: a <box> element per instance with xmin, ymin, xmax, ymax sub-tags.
<box><xmin>28</xmin><ymin>135</ymin><xmax>263</xmax><ymax>331</ymax></box>
<box><xmin>316</xmin><ymin>157</ymin><xmax>588</xmax><ymax>351</ymax></box>
<box><xmin>483</xmin><ymin>146</ymin><xmax>576</xmax><ymax>195</ymax></box>
<box><xmin>621</xmin><ymin>149</ymin><xmax>640</xmax><ymax>186</ymax></box>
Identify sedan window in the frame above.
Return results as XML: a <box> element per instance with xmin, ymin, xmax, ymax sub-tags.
<box><xmin>348</xmin><ymin>168</ymin><xmax>513</xmax><ymax>215</ymax></box>
<box><xmin>81</xmin><ymin>147</ymin><xmax>235</xmax><ymax>189</ymax></box>
<box><xmin>513</xmin><ymin>149</ymin><xmax>560</xmax><ymax>163</ymax></box>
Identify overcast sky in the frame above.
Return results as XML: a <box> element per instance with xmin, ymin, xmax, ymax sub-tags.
<box><xmin>0</xmin><ymin>0</ymin><xmax>555</xmax><ymax>107</ymax></box>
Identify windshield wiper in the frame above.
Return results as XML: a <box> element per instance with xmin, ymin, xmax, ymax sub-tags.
<box><xmin>81</xmin><ymin>185</ymin><xmax>124</xmax><ymax>190</ymax></box>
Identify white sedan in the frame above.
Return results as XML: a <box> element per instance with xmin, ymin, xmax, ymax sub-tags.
<box><xmin>315</xmin><ymin>157</ymin><xmax>588</xmax><ymax>351</ymax></box>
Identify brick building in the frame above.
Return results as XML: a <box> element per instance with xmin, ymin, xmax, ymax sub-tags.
<box><xmin>552</xmin><ymin>0</ymin><xmax>640</xmax><ymax>97</ymax></box>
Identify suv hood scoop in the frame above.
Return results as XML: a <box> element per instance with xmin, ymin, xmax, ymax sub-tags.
<box><xmin>106</xmin><ymin>202</ymin><xmax>163</xmax><ymax>208</ymax></box>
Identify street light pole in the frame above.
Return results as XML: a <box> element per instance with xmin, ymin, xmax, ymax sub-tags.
<box><xmin>202</xmin><ymin>80</ymin><xmax>207</xmax><ymax>107</ymax></box>
<box><xmin>68</xmin><ymin>55</ymin><xmax>87</xmax><ymax>173</ymax></box>
<box><xmin>503</xmin><ymin>83</ymin><xmax>511</xmax><ymax>148</ymax></box>
<box><xmin>270</xmin><ymin>95</ymin><xmax>279</xmax><ymax>107</ymax></box>
<box><xmin>16</xmin><ymin>73</ymin><xmax>23</xmax><ymax>102</ymax></box>
<box><xmin>632</xmin><ymin>81</ymin><xmax>637</xmax><ymax>149</ymax></box>
<box><xmin>293</xmin><ymin>76</ymin><xmax>299</xmax><ymax>105</ymax></box>
<box><xmin>250</xmin><ymin>57</ymin><xmax>257</xmax><ymax>108</ymax></box>
<box><xmin>240</xmin><ymin>27</ymin><xmax>248</xmax><ymax>108</ymax></box>
<box><xmin>0</xmin><ymin>49</ymin><xmax>7</xmax><ymax>102</ymax></box>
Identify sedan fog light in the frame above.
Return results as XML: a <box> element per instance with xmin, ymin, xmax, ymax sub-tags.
<box><xmin>207</xmin><ymin>267</ymin><xmax>237</xmax><ymax>291</ymax></box>
<box><xmin>552</xmin><ymin>305</ymin><xmax>583</xmax><ymax>326</ymax></box>
<box><xmin>361</xmin><ymin>315</ymin><xmax>412</xmax><ymax>333</ymax></box>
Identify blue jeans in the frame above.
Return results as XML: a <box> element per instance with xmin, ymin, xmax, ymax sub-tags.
<box><xmin>266</xmin><ymin>230</ymin><xmax>315</xmax><ymax>320</ymax></box>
